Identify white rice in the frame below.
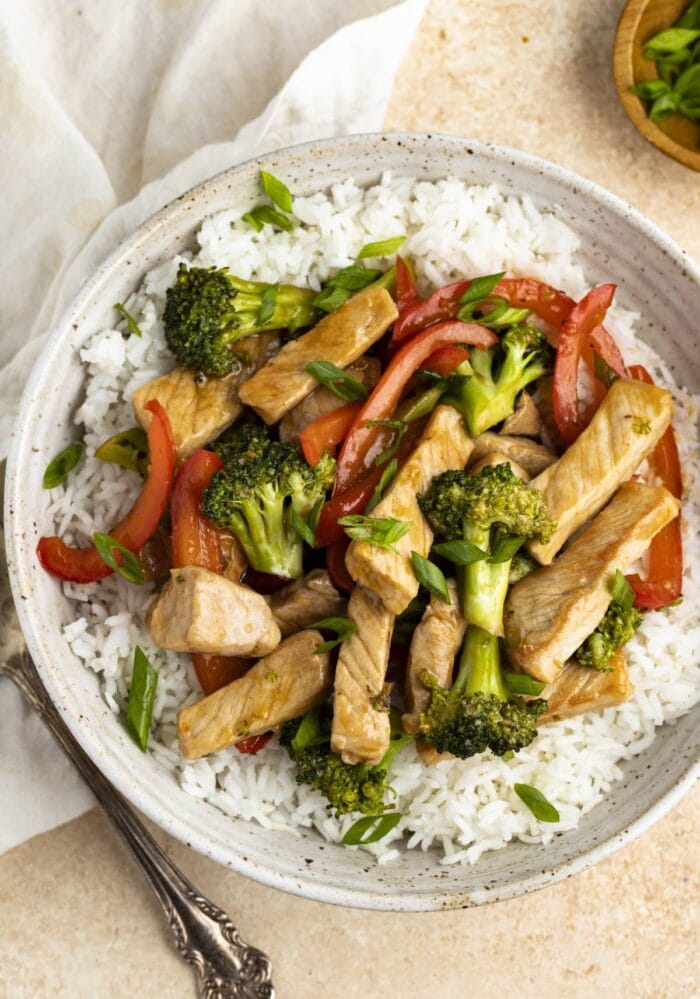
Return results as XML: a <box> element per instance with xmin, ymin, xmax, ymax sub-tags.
<box><xmin>49</xmin><ymin>174</ymin><xmax>700</xmax><ymax>864</ymax></box>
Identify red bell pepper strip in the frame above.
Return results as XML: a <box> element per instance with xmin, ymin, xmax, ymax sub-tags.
<box><xmin>316</xmin><ymin>466</ymin><xmax>384</xmax><ymax>547</ymax></box>
<box><xmin>391</xmin><ymin>279</ymin><xmax>469</xmax><ymax>344</ymax></box>
<box><xmin>170</xmin><ymin>449</ymin><xmax>225</xmax><ymax>572</ymax></box>
<box><xmin>170</xmin><ymin>448</ymin><xmax>251</xmax><ymax>696</ymax></box>
<box><xmin>299</xmin><ymin>401</ymin><xmax>363</xmax><ymax>467</ymax></box>
<box><xmin>625</xmin><ymin>365</ymin><xmax>683</xmax><ymax>610</ymax></box>
<box><xmin>395</xmin><ymin>255</ymin><xmax>421</xmax><ymax>312</ymax></box>
<box><xmin>421</xmin><ymin>345</ymin><xmax>471</xmax><ymax>378</ymax></box>
<box><xmin>334</xmin><ymin>320</ymin><xmax>497</xmax><ymax>494</ymax></box>
<box><xmin>552</xmin><ymin>284</ymin><xmax>617</xmax><ymax>446</ymax></box>
<box><xmin>37</xmin><ymin>400</ymin><xmax>175</xmax><ymax>583</ymax></box>
<box><xmin>326</xmin><ymin>539</ymin><xmax>354</xmax><ymax>592</ymax></box>
<box><xmin>235</xmin><ymin>732</ymin><xmax>274</xmax><ymax>755</ymax></box>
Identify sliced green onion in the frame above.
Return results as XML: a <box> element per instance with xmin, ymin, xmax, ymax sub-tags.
<box><xmin>258</xmin><ymin>283</ymin><xmax>279</xmax><ymax>325</ymax></box>
<box><xmin>488</xmin><ymin>535</ymin><xmax>525</xmax><ymax>564</ymax></box>
<box><xmin>312</xmin><ymin>285</ymin><xmax>352</xmax><ymax>312</ymax></box>
<box><xmin>94</xmin><ymin>427</ymin><xmax>149</xmax><ymax>477</ymax></box>
<box><xmin>114</xmin><ymin>302</ymin><xmax>143</xmax><ymax>337</ymax></box>
<box><xmin>341</xmin><ymin>811</ymin><xmax>402</xmax><ymax>845</ymax></box>
<box><xmin>513</xmin><ymin>783</ymin><xmax>560</xmax><ymax>823</ymax></box>
<box><xmin>326</xmin><ymin>264</ymin><xmax>382</xmax><ymax>291</ymax></box>
<box><xmin>242</xmin><ymin>204</ymin><xmax>292</xmax><ymax>232</ymax></box>
<box><xmin>42</xmin><ymin>443</ymin><xmax>84</xmax><ymax>489</ymax></box>
<box><xmin>432</xmin><ymin>539</ymin><xmax>488</xmax><ymax>565</ymax></box>
<box><xmin>643</xmin><ymin>27</ymin><xmax>700</xmax><ymax>58</ymax></box>
<box><xmin>357</xmin><ymin>235</ymin><xmax>406</xmax><ymax>259</ymax></box>
<box><xmin>259</xmin><ymin>170</ymin><xmax>293</xmax><ymax>213</ymax></box>
<box><xmin>460</xmin><ymin>272</ymin><xmax>506</xmax><ymax>305</ymax></box>
<box><xmin>93</xmin><ymin>532</ymin><xmax>145</xmax><ymax>585</ymax></box>
<box><xmin>338</xmin><ymin>514</ymin><xmax>411</xmax><ymax>550</ymax></box>
<box><xmin>304</xmin><ymin>360</ymin><xmax>368</xmax><ymax>402</ymax></box>
<box><xmin>126</xmin><ymin>646</ymin><xmax>158</xmax><ymax>751</ymax></box>
<box><xmin>364</xmin><ymin>458</ymin><xmax>398</xmax><ymax>514</ymax></box>
<box><xmin>311</xmin><ymin>616</ymin><xmax>359</xmax><ymax>654</ymax></box>
<box><xmin>290</xmin><ymin>508</ymin><xmax>316</xmax><ymax>547</ymax></box>
<box><xmin>505</xmin><ymin>673</ymin><xmax>547</xmax><ymax>696</ymax></box>
<box><xmin>411</xmin><ymin>552</ymin><xmax>451</xmax><ymax>603</ymax></box>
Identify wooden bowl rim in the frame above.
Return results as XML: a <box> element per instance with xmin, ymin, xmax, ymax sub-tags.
<box><xmin>614</xmin><ymin>0</ymin><xmax>700</xmax><ymax>171</ymax></box>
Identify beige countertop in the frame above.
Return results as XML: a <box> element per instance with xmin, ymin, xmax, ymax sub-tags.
<box><xmin>2</xmin><ymin>1</ymin><xmax>698</xmax><ymax>996</ymax></box>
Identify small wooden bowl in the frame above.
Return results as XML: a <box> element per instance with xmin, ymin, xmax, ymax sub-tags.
<box><xmin>614</xmin><ymin>0</ymin><xmax>700</xmax><ymax>171</ymax></box>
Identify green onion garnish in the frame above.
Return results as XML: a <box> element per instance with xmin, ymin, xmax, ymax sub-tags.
<box><xmin>304</xmin><ymin>360</ymin><xmax>368</xmax><ymax>402</ymax></box>
<box><xmin>311</xmin><ymin>616</ymin><xmax>359</xmax><ymax>654</ymax></box>
<box><xmin>410</xmin><ymin>552</ymin><xmax>451</xmax><ymax>603</ymax></box>
<box><xmin>341</xmin><ymin>811</ymin><xmax>402</xmax><ymax>845</ymax></box>
<box><xmin>42</xmin><ymin>443</ymin><xmax>84</xmax><ymax>489</ymax></box>
<box><xmin>94</xmin><ymin>427</ymin><xmax>149</xmax><ymax>477</ymax></box>
<box><xmin>432</xmin><ymin>539</ymin><xmax>488</xmax><ymax>565</ymax></box>
<box><xmin>364</xmin><ymin>458</ymin><xmax>398</xmax><ymax>514</ymax></box>
<box><xmin>126</xmin><ymin>646</ymin><xmax>158</xmax><ymax>751</ymax></box>
<box><xmin>290</xmin><ymin>508</ymin><xmax>316</xmax><ymax>547</ymax></box>
<box><xmin>338</xmin><ymin>514</ymin><xmax>411</xmax><ymax>550</ymax></box>
<box><xmin>258</xmin><ymin>283</ymin><xmax>279</xmax><ymax>325</ymax></box>
<box><xmin>358</xmin><ymin>235</ymin><xmax>406</xmax><ymax>259</ymax></box>
<box><xmin>243</xmin><ymin>205</ymin><xmax>293</xmax><ymax>232</ymax></box>
<box><xmin>513</xmin><ymin>783</ymin><xmax>560</xmax><ymax>823</ymax></box>
<box><xmin>114</xmin><ymin>302</ymin><xmax>142</xmax><ymax>338</ymax></box>
<box><xmin>93</xmin><ymin>532</ymin><xmax>145</xmax><ymax>585</ymax></box>
<box><xmin>259</xmin><ymin>170</ymin><xmax>293</xmax><ymax>213</ymax></box>
<box><xmin>504</xmin><ymin>673</ymin><xmax>547</xmax><ymax>696</ymax></box>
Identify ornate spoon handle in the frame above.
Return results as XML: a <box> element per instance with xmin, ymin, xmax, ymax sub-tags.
<box><xmin>2</xmin><ymin>649</ymin><xmax>275</xmax><ymax>999</ymax></box>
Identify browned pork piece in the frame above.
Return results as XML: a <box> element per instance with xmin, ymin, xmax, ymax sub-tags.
<box><xmin>132</xmin><ymin>332</ymin><xmax>278</xmax><ymax>463</ymax></box>
<box><xmin>469</xmin><ymin>432</ymin><xmax>557</xmax><ymax>477</ymax></box>
<box><xmin>178</xmin><ymin>631</ymin><xmax>331</xmax><ymax>759</ymax></box>
<box><xmin>239</xmin><ymin>287</ymin><xmax>398</xmax><ymax>424</ymax></box>
<box><xmin>266</xmin><ymin>569</ymin><xmax>346</xmax><ymax>637</ymax></box>
<box><xmin>468</xmin><ymin>452</ymin><xmax>530</xmax><ymax>482</ymax></box>
<box><xmin>220</xmin><ymin>534</ymin><xmax>247</xmax><ymax>583</ymax></box>
<box><xmin>402</xmin><ymin>579</ymin><xmax>466</xmax><ymax>764</ymax></box>
<box><xmin>147</xmin><ymin>566</ymin><xmax>281</xmax><ymax>657</ymax></box>
<box><xmin>527</xmin><ymin>378</ymin><xmax>674</xmax><ymax>564</ymax></box>
<box><xmin>278</xmin><ymin>356</ymin><xmax>381</xmax><ymax>442</ymax></box>
<box><xmin>538</xmin><ymin>649</ymin><xmax>632</xmax><ymax>724</ymax></box>
<box><xmin>345</xmin><ymin>405</ymin><xmax>473</xmax><ymax>614</ymax></box>
<box><xmin>500</xmin><ymin>391</ymin><xmax>542</xmax><ymax>437</ymax></box>
<box><xmin>331</xmin><ymin>585</ymin><xmax>394</xmax><ymax>766</ymax></box>
<box><xmin>504</xmin><ymin>482</ymin><xmax>680</xmax><ymax>682</ymax></box>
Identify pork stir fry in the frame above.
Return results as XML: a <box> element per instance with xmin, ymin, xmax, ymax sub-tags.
<box><xmin>37</xmin><ymin>233</ymin><xmax>686</xmax><ymax>836</ymax></box>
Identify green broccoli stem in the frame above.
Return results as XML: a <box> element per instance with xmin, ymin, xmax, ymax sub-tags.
<box><xmin>237</xmin><ymin>490</ymin><xmax>303</xmax><ymax>578</ymax></box>
<box><xmin>222</xmin><ymin>276</ymin><xmax>319</xmax><ymax>339</ymax></box>
<box><xmin>450</xmin><ymin>625</ymin><xmax>508</xmax><ymax>702</ymax></box>
<box><xmin>459</xmin><ymin>522</ymin><xmax>511</xmax><ymax>636</ymax></box>
<box><xmin>379</xmin><ymin>732</ymin><xmax>415</xmax><ymax>771</ymax></box>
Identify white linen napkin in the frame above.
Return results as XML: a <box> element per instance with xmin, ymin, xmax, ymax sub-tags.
<box><xmin>0</xmin><ymin>0</ymin><xmax>428</xmax><ymax>854</ymax></box>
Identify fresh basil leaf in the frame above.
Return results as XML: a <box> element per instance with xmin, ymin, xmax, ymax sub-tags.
<box><xmin>259</xmin><ymin>170</ymin><xmax>293</xmax><ymax>213</ymax></box>
<box><xmin>364</xmin><ymin>458</ymin><xmax>398</xmax><ymax>514</ymax></box>
<box><xmin>290</xmin><ymin>508</ymin><xmax>316</xmax><ymax>547</ymax></box>
<box><xmin>94</xmin><ymin>427</ymin><xmax>149</xmax><ymax>477</ymax></box>
<box><xmin>488</xmin><ymin>535</ymin><xmax>525</xmax><ymax>564</ymax></box>
<box><xmin>311</xmin><ymin>616</ymin><xmax>358</xmax><ymax>653</ymax></box>
<box><xmin>114</xmin><ymin>302</ymin><xmax>143</xmax><ymax>338</ymax></box>
<box><xmin>365</xmin><ymin>418</ymin><xmax>407</xmax><ymax>466</ymax></box>
<box><xmin>358</xmin><ymin>235</ymin><xmax>406</xmax><ymax>259</ymax></box>
<box><xmin>610</xmin><ymin>569</ymin><xmax>635</xmax><ymax>611</ymax></box>
<box><xmin>341</xmin><ymin>811</ymin><xmax>402</xmax><ymax>846</ymax></box>
<box><xmin>93</xmin><ymin>532</ymin><xmax>145</xmax><ymax>584</ymax></box>
<box><xmin>505</xmin><ymin>673</ymin><xmax>547</xmax><ymax>696</ymax></box>
<box><xmin>410</xmin><ymin>552</ymin><xmax>451</xmax><ymax>603</ymax></box>
<box><xmin>643</xmin><ymin>27</ymin><xmax>700</xmax><ymax>58</ymax></box>
<box><xmin>459</xmin><ymin>272</ymin><xmax>506</xmax><ymax>306</ymax></box>
<box><xmin>593</xmin><ymin>352</ymin><xmax>619</xmax><ymax>389</ymax></box>
<box><xmin>514</xmin><ymin>783</ymin><xmax>560</xmax><ymax>823</ymax></box>
<box><xmin>242</xmin><ymin>204</ymin><xmax>293</xmax><ymax>231</ymax></box>
<box><xmin>304</xmin><ymin>360</ymin><xmax>368</xmax><ymax>402</ymax></box>
<box><xmin>432</xmin><ymin>539</ymin><xmax>488</xmax><ymax>565</ymax></box>
<box><xmin>258</xmin><ymin>283</ymin><xmax>279</xmax><ymax>325</ymax></box>
<box><xmin>338</xmin><ymin>514</ymin><xmax>411</xmax><ymax>550</ymax></box>
<box><xmin>42</xmin><ymin>443</ymin><xmax>84</xmax><ymax>489</ymax></box>
<box><xmin>126</xmin><ymin>646</ymin><xmax>158</xmax><ymax>751</ymax></box>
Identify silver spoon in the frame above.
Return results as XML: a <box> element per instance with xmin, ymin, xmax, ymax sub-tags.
<box><xmin>0</xmin><ymin>472</ymin><xmax>275</xmax><ymax>999</ymax></box>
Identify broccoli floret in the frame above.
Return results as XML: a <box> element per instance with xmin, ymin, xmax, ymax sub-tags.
<box><xmin>163</xmin><ymin>264</ymin><xmax>319</xmax><ymax>376</ymax></box>
<box><xmin>576</xmin><ymin>601</ymin><xmax>642</xmax><ymax>671</ymax></box>
<box><xmin>280</xmin><ymin>714</ymin><xmax>412</xmax><ymax>816</ymax></box>
<box><xmin>202</xmin><ymin>423</ymin><xmax>335</xmax><ymax>578</ymax></box>
<box><xmin>419</xmin><ymin>463</ymin><xmax>555</xmax><ymax>635</ymax></box>
<box><xmin>445</xmin><ymin>324</ymin><xmax>553</xmax><ymax>436</ymax></box>
<box><xmin>419</xmin><ymin>624</ymin><xmax>547</xmax><ymax>759</ymax></box>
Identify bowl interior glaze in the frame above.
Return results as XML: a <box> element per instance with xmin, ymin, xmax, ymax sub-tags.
<box><xmin>6</xmin><ymin>134</ymin><xmax>700</xmax><ymax>911</ymax></box>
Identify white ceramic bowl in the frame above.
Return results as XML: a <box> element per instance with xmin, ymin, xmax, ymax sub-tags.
<box><xmin>6</xmin><ymin>134</ymin><xmax>700</xmax><ymax>911</ymax></box>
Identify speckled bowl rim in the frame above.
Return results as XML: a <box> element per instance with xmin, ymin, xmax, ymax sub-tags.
<box><xmin>5</xmin><ymin>133</ymin><xmax>699</xmax><ymax>911</ymax></box>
